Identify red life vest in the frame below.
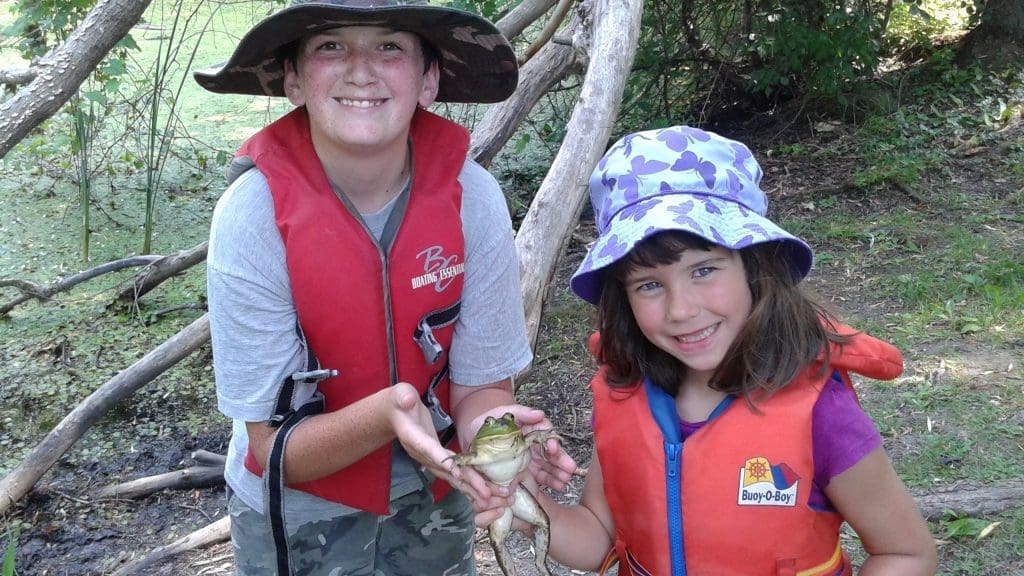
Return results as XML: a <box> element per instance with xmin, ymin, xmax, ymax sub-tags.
<box><xmin>237</xmin><ymin>107</ymin><xmax>468</xmax><ymax>514</ymax></box>
<box><xmin>591</xmin><ymin>327</ymin><xmax>903</xmax><ymax>575</ymax></box>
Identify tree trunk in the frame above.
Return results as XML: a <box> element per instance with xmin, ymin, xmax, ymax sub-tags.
<box><xmin>515</xmin><ymin>0</ymin><xmax>645</xmax><ymax>349</ymax></box>
<box><xmin>956</xmin><ymin>0</ymin><xmax>1024</xmax><ymax>67</ymax></box>
<box><xmin>495</xmin><ymin>0</ymin><xmax>559</xmax><ymax>39</ymax></box>
<box><xmin>471</xmin><ymin>16</ymin><xmax>585</xmax><ymax>168</ymax></box>
<box><xmin>0</xmin><ymin>0</ymin><xmax>153</xmax><ymax>159</ymax></box>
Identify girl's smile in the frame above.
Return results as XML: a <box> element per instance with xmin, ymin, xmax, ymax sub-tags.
<box><xmin>624</xmin><ymin>245</ymin><xmax>752</xmax><ymax>388</ymax></box>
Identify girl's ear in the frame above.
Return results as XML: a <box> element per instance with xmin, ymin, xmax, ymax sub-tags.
<box><xmin>283</xmin><ymin>59</ymin><xmax>306</xmax><ymax>107</ymax></box>
<box><xmin>417</xmin><ymin>61</ymin><xmax>440</xmax><ymax>109</ymax></box>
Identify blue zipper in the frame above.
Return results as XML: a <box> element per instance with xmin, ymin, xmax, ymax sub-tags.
<box><xmin>665</xmin><ymin>441</ymin><xmax>685</xmax><ymax>575</ymax></box>
<box><xmin>644</xmin><ymin>379</ymin><xmax>686</xmax><ymax>575</ymax></box>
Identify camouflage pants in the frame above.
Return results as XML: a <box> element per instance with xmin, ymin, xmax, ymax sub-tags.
<box><xmin>228</xmin><ymin>487</ymin><xmax>477</xmax><ymax>576</ymax></box>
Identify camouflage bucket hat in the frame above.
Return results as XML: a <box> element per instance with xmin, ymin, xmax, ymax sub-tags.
<box><xmin>570</xmin><ymin>125</ymin><xmax>814</xmax><ymax>305</ymax></box>
<box><xmin>193</xmin><ymin>0</ymin><xmax>518</xmax><ymax>103</ymax></box>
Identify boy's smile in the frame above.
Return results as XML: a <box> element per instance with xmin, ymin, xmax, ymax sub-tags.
<box><xmin>284</xmin><ymin>26</ymin><xmax>439</xmax><ymax>157</ymax></box>
<box><xmin>624</xmin><ymin>245</ymin><xmax>752</xmax><ymax>388</ymax></box>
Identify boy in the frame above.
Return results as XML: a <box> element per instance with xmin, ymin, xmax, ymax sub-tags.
<box><xmin>194</xmin><ymin>1</ymin><xmax>576</xmax><ymax>574</ymax></box>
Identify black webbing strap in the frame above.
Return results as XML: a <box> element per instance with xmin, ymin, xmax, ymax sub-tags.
<box><xmin>421</xmin><ymin>360</ymin><xmax>458</xmax><ymax>448</ymax></box>
<box><xmin>270</xmin><ymin>323</ymin><xmax>321</xmax><ymax>427</ymax></box>
<box><xmin>266</xmin><ymin>395</ymin><xmax>325</xmax><ymax>576</ymax></box>
<box><xmin>413</xmin><ymin>301</ymin><xmax>461</xmax><ymax>365</ymax></box>
<box><xmin>265</xmin><ymin>320</ymin><xmax>330</xmax><ymax>575</ymax></box>
<box><xmin>414</xmin><ymin>302</ymin><xmax>461</xmax><ymax>446</ymax></box>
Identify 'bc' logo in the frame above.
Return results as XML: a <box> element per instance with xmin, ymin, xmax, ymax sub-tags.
<box><xmin>413</xmin><ymin>246</ymin><xmax>463</xmax><ymax>293</ymax></box>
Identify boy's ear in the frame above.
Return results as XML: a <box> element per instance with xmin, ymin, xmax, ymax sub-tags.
<box><xmin>417</xmin><ymin>61</ymin><xmax>440</xmax><ymax>109</ymax></box>
<box><xmin>283</xmin><ymin>59</ymin><xmax>306</xmax><ymax>107</ymax></box>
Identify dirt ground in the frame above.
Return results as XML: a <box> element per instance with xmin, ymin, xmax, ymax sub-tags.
<box><xmin>8</xmin><ymin>111</ymin><xmax>1024</xmax><ymax>575</ymax></box>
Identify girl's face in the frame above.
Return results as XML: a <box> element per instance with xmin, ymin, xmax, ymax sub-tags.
<box><xmin>284</xmin><ymin>26</ymin><xmax>439</xmax><ymax>156</ymax></box>
<box><xmin>624</xmin><ymin>245</ymin><xmax>752</xmax><ymax>388</ymax></box>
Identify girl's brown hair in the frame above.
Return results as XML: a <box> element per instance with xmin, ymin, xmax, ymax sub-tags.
<box><xmin>596</xmin><ymin>231</ymin><xmax>851</xmax><ymax>403</ymax></box>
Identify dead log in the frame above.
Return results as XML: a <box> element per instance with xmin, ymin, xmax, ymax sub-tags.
<box><xmin>515</xmin><ymin>0</ymin><xmax>644</xmax><ymax>349</ymax></box>
<box><xmin>0</xmin><ymin>314</ymin><xmax>211</xmax><ymax>516</ymax></box>
<box><xmin>115</xmin><ymin>241</ymin><xmax>209</xmax><ymax>305</ymax></box>
<box><xmin>495</xmin><ymin>0</ymin><xmax>559</xmax><ymax>40</ymax></box>
<box><xmin>0</xmin><ymin>67</ymin><xmax>34</xmax><ymax>88</ymax></box>
<box><xmin>0</xmin><ymin>254</ymin><xmax>163</xmax><ymax>315</ymax></box>
<box><xmin>109</xmin><ymin>514</ymin><xmax>230</xmax><ymax>576</ymax></box>
<box><xmin>519</xmin><ymin>0</ymin><xmax>576</xmax><ymax>65</ymax></box>
<box><xmin>93</xmin><ymin>449</ymin><xmax>227</xmax><ymax>500</ymax></box>
<box><xmin>471</xmin><ymin>15</ymin><xmax>585</xmax><ymax>168</ymax></box>
<box><xmin>0</xmin><ymin>0</ymin><xmax>155</xmax><ymax>158</ymax></box>
<box><xmin>912</xmin><ymin>479</ymin><xmax>1024</xmax><ymax>521</ymax></box>
<box><xmin>92</xmin><ymin>465</ymin><xmax>224</xmax><ymax>501</ymax></box>
<box><xmin>191</xmin><ymin>449</ymin><xmax>227</xmax><ymax>467</ymax></box>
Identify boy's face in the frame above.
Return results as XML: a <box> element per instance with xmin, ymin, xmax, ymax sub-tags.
<box><xmin>283</xmin><ymin>26</ymin><xmax>439</xmax><ymax>155</ymax></box>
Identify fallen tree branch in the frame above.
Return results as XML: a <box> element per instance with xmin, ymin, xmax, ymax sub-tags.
<box><xmin>91</xmin><ymin>449</ymin><xmax>228</xmax><ymax>501</ymax></box>
<box><xmin>115</xmin><ymin>241</ymin><xmax>209</xmax><ymax>305</ymax></box>
<box><xmin>519</xmin><ymin>0</ymin><xmax>576</xmax><ymax>65</ymax></box>
<box><xmin>495</xmin><ymin>0</ymin><xmax>558</xmax><ymax>40</ymax></box>
<box><xmin>0</xmin><ymin>314</ymin><xmax>211</xmax><ymax>516</ymax></box>
<box><xmin>912</xmin><ymin>479</ymin><xmax>1024</xmax><ymax>521</ymax></box>
<box><xmin>190</xmin><ymin>450</ymin><xmax>226</xmax><ymax>468</ymax></box>
<box><xmin>515</xmin><ymin>0</ymin><xmax>644</xmax><ymax>351</ymax></box>
<box><xmin>0</xmin><ymin>255</ymin><xmax>163</xmax><ymax>315</ymax></box>
<box><xmin>109</xmin><ymin>514</ymin><xmax>230</xmax><ymax>576</ymax></box>
<box><xmin>0</xmin><ymin>0</ymin><xmax>155</xmax><ymax>158</ymax></box>
<box><xmin>0</xmin><ymin>67</ymin><xmax>35</xmax><ymax>89</ymax></box>
<box><xmin>92</xmin><ymin>465</ymin><xmax>224</xmax><ymax>501</ymax></box>
<box><xmin>471</xmin><ymin>15</ymin><xmax>585</xmax><ymax>168</ymax></box>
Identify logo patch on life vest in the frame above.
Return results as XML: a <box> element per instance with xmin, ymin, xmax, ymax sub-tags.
<box><xmin>412</xmin><ymin>246</ymin><xmax>464</xmax><ymax>292</ymax></box>
<box><xmin>737</xmin><ymin>456</ymin><xmax>799</xmax><ymax>507</ymax></box>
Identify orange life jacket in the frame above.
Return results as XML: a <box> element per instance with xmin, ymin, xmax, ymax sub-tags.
<box><xmin>592</xmin><ymin>327</ymin><xmax>903</xmax><ymax>575</ymax></box>
<box><xmin>237</xmin><ymin>107</ymin><xmax>468</xmax><ymax>514</ymax></box>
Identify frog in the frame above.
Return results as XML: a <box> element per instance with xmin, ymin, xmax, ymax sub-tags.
<box><xmin>447</xmin><ymin>412</ymin><xmax>562</xmax><ymax>576</ymax></box>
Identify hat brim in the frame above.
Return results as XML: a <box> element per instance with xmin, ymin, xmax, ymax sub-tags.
<box><xmin>570</xmin><ymin>194</ymin><xmax>814</xmax><ymax>304</ymax></box>
<box><xmin>193</xmin><ymin>3</ymin><xmax>518</xmax><ymax>103</ymax></box>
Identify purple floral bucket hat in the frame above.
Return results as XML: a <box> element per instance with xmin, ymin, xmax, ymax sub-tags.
<box><xmin>193</xmin><ymin>0</ymin><xmax>518</xmax><ymax>103</ymax></box>
<box><xmin>570</xmin><ymin>125</ymin><xmax>814</xmax><ymax>304</ymax></box>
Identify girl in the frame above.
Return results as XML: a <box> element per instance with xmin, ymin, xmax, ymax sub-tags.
<box><xmin>530</xmin><ymin>126</ymin><xmax>937</xmax><ymax>575</ymax></box>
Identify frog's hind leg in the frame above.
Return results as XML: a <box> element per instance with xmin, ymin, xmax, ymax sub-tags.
<box><xmin>488</xmin><ymin>507</ymin><xmax>517</xmax><ymax>576</ymax></box>
<box><xmin>510</xmin><ymin>488</ymin><xmax>552</xmax><ymax>576</ymax></box>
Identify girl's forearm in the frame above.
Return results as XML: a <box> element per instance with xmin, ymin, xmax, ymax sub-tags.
<box><xmin>859</xmin><ymin>552</ymin><xmax>938</xmax><ymax>576</ymax></box>
<box><xmin>534</xmin><ymin>489</ymin><xmax>614</xmax><ymax>571</ymax></box>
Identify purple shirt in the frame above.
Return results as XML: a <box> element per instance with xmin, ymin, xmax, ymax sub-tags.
<box><xmin>680</xmin><ymin>376</ymin><xmax>881</xmax><ymax>511</ymax></box>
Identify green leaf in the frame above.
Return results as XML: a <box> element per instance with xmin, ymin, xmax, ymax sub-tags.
<box><xmin>944</xmin><ymin>516</ymin><xmax>990</xmax><ymax>539</ymax></box>
<box><xmin>2</xmin><ymin>527</ymin><xmax>17</xmax><ymax>576</ymax></box>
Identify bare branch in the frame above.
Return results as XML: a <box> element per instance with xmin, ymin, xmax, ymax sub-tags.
<box><xmin>519</xmin><ymin>0</ymin><xmax>577</xmax><ymax>65</ymax></box>
<box><xmin>0</xmin><ymin>67</ymin><xmax>35</xmax><ymax>88</ymax></box>
<box><xmin>109</xmin><ymin>515</ymin><xmax>230</xmax><ymax>576</ymax></box>
<box><xmin>0</xmin><ymin>255</ymin><xmax>164</xmax><ymax>315</ymax></box>
<box><xmin>496</xmin><ymin>0</ymin><xmax>559</xmax><ymax>40</ymax></box>
<box><xmin>0</xmin><ymin>0</ymin><xmax>154</xmax><ymax>159</ymax></box>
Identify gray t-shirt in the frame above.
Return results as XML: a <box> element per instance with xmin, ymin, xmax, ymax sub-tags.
<box><xmin>207</xmin><ymin>158</ymin><xmax>532</xmax><ymax>521</ymax></box>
